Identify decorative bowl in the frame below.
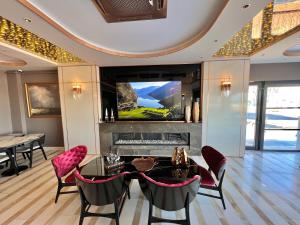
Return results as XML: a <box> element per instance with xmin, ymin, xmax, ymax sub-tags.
<box><xmin>131</xmin><ymin>157</ymin><xmax>156</xmax><ymax>172</ymax></box>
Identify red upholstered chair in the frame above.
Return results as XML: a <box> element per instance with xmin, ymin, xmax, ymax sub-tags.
<box><xmin>139</xmin><ymin>173</ymin><xmax>200</xmax><ymax>225</ymax></box>
<box><xmin>51</xmin><ymin>145</ymin><xmax>87</xmax><ymax>203</ymax></box>
<box><xmin>75</xmin><ymin>170</ymin><xmax>130</xmax><ymax>225</ymax></box>
<box><xmin>197</xmin><ymin>145</ymin><xmax>227</xmax><ymax>209</ymax></box>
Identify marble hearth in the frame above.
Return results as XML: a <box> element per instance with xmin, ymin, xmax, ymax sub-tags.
<box><xmin>99</xmin><ymin>122</ymin><xmax>202</xmax><ymax>155</ymax></box>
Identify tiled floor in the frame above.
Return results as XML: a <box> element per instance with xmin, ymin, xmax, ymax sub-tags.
<box><xmin>0</xmin><ymin>150</ymin><xmax>299</xmax><ymax>225</ymax></box>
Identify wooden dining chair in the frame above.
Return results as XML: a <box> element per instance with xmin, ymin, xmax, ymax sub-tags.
<box><xmin>139</xmin><ymin>173</ymin><xmax>200</xmax><ymax>225</ymax></box>
<box><xmin>16</xmin><ymin>134</ymin><xmax>47</xmax><ymax>168</ymax></box>
<box><xmin>197</xmin><ymin>145</ymin><xmax>227</xmax><ymax>209</ymax></box>
<box><xmin>51</xmin><ymin>145</ymin><xmax>87</xmax><ymax>203</ymax></box>
<box><xmin>75</xmin><ymin>170</ymin><xmax>130</xmax><ymax>225</ymax></box>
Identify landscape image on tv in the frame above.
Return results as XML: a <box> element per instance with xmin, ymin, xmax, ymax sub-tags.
<box><xmin>117</xmin><ymin>81</ymin><xmax>182</xmax><ymax>120</ymax></box>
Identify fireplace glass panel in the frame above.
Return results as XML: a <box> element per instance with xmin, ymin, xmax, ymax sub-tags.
<box><xmin>113</xmin><ymin>132</ymin><xmax>190</xmax><ymax>146</ymax></box>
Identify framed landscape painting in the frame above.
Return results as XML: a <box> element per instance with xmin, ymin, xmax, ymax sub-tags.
<box><xmin>25</xmin><ymin>83</ymin><xmax>61</xmax><ymax>118</ymax></box>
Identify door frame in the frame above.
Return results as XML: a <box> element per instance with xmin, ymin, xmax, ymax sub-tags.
<box><xmin>246</xmin><ymin>82</ymin><xmax>263</xmax><ymax>150</ymax></box>
<box><xmin>259</xmin><ymin>81</ymin><xmax>300</xmax><ymax>151</ymax></box>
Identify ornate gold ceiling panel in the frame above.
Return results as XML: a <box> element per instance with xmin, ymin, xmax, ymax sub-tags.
<box><xmin>215</xmin><ymin>1</ymin><xmax>300</xmax><ymax>57</ymax></box>
<box><xmin>0</xmin><ymin>16</ymin><xmax>83</xmax><ymax>63</ymax></box>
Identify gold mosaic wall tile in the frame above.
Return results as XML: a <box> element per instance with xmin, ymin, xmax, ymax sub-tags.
<box><xmin>0</xmin><ymin>16</ymin><xmax>83</xmax><ymax>63</ymax></box>
<box><xmin>215</xmin><ymin>2</ymin><xmax>300</xmax><ymax>57</ymax></box>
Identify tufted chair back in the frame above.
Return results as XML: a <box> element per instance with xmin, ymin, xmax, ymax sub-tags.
<box><xmin>201</xmin><ymin>146</ymin><xmax>226</xmax><ymax>180</ymax></box>
<box><xmin>52</xmin><ymin>145</ymin><xmax>87</xmax><ymax>178</ymax></box>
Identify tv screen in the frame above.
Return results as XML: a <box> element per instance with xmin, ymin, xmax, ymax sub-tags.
<box><xmin>116</xmin><ymin>81</ymin><xmax>183</xmax><ymax>120</ymax></box>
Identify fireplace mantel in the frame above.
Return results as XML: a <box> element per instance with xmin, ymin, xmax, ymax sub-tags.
<box><xmin>99</xmin><ymin>121</ymin><xmax>202</xmax><ymax>155</ymax></box>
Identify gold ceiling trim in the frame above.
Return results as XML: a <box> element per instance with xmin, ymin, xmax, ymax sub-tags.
<box><xmin>0</xmin><ymin>16</ymin><xmax>83</xmax><ymax>64</ymax></box>
<box><xmin>215</xmin><ymin>2</ymin><xmax>300</xmax><ymax>57</ymax></box>
<box><xmin>18</xmin><ymin>0</ymin><xmax>229</xmax><ymax>58</ymax></box>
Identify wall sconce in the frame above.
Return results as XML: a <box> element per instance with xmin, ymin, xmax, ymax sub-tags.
<box><xmin>221</xmin><ymin>81</ymin><xmax>231</xmax><ymax>97</ymax></box>
<box><xmin>72</xmin><ymin>83</ymin><xmax>82</xmax><ymax>100</ymax></box>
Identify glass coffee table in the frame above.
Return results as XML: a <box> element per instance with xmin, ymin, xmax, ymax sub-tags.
<box><xmin>80</xmin><ymin>156</ymin><xmax>199</xmax><ymax>181</ymax></box>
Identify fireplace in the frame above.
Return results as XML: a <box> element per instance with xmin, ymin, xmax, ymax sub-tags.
<box><xmin>113</xmin><ymin>132</ymin><xmax>190</xmax><ymax>146</ymax></box>
<box><xmin>99</xmin><ymin>122</ymin><xmax>202</xmax><ymax>156</ymax></box>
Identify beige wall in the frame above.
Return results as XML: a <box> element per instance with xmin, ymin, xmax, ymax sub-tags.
<box><xmin>58</xmin><ymin>65</ymin><xmax>100</xmax><ymax>154</ymax></box>
<box><xmin>0</xmin><ymin>71</ymin><xmax>12</xmax><ymax>135</ymax></box>
<box><xmin>7</xmin><ymin>73</ymin><xmax>25</xmax><ymax>133</ymax></box>
<box><xmin>250</xmin><ymin>62</ymin><xmax>300</xmax><ymax>82</ymax></box>
<box><xmin>6</xmin><ymin>71</ymin><xmax>64</xmax><ymax>147</ymax></box>
<box><xmin>202</xmin><ymin>59</ymin><xmax>250</xmax><ymax>157</ymax></box>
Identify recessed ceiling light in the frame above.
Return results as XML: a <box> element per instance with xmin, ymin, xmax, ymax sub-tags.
<box><xmin>24</xmin><ymin>18</ymin><xmax>32</xmax><ymax>23</ymax></box>
<box><xmin>214</xmin><ymin>40</ymin><xmax>218</xmax><ymax>43</ymax></box>
<box><xmin>149</xmin><ymin>0</ymin><xmax>154</xmax><ymax>6</ymax></box>
<box><xmin>17</xmin><ymin>69</ymin><xmax>23</xmax><ymax>73</ymax></box>
<box><xmin>242</xmin><ymin>4</ymin><xmax>250</xmax><ymax>9</ymax></box>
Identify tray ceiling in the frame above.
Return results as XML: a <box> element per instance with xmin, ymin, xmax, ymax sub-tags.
<box><xmin>21</xmin><ymin>0</ymin><xmax>228</xmax><ymax>57</ymax></box>
<box><xmin>0</xmin><ymin>0</ymin><xmax>271</xmax><ymax>66</ymax></box>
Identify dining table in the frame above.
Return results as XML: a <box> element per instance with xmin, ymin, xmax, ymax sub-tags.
<box><xmin>0</xmin><ymin>133</ymin><xmax>44</xmax><ymax>176</ymax></box>
<box><xmin>81</xmin><ymin>155</ymin><xmax>199</xmax><ymax>178</ymax></box>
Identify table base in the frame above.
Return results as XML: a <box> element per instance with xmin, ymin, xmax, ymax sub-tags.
<box><xmin>1</xmin><ymin>165</ymin><xmax>28</xmax><ymax>176</ymax></box>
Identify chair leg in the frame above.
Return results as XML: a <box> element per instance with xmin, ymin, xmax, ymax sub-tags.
<box><xmin>40</xmin><ymin>146</ymin><xmax>47</xmax><ymax>160</ymax></box>
<box><xmin>79</xmin><ymin>202</ymin><xmax>86</xmax><ymax>225</ymax></box>
<box><xmin>22</xmin><ymin>153</ymin><xmax>26</xmax><ymax>159</ymax></box>
<box><xmin>185</xmin><ymin>193</ymin><xmax>190</xmax><ymax>225</ymax></box>
<box><xmin>55</xmin><ymin>184</ymin><xmax>62</xmax><ymax>203</ymax></box>
<box><xmin>114</xmin><ymin>200</ymin><xmax>120</xmax><ymax>225</ymax></box>
<box><xmin>127</xmin><ymin>186</ymin><xmax>131</xmax><ymax>199</ymax></box>
<box><xmin>5</xmin><ymin>160</ymin><xmax>8</xmax><ymax>167</ymax></box>
<box><xmin>148</xmin><ymin>195</ymin><xmax>153</xmax><ymax>225</ymax></box>
<box><xmin>28</xmin><ymin>151</ymin><xmax>33</xmax><ymax>168</ymax></box>
<box><xmin>219</xmin><ymin>189</ymin><xmax>226</xmax><ymax>210</ymax></box>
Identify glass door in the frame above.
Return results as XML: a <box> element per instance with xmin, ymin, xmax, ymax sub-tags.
<box><xmin>262</xmin><ymin>84</ymin><xmax>300</xmax><ymax>151</ymax></box>
<box><xmin>246</xmin><ymin>84</ymin><xmax>260</xmax><ymax>149</ymax></box>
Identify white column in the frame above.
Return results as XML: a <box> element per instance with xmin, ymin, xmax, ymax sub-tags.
<box><xmin>0</xmin><ymin>72</ymin><xmax>12</xmax><ymax>135</ymax></box>
<box><xmin>201</xmin><ymin>59</ymin><xmax>250</xmax><ymax>157</ymax></box>
<box><xmin>58</xmin><ymin>65</ymin><xmax>101</xmax><ymax>154</ymax></box>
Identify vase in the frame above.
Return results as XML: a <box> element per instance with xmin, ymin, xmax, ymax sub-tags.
<box><xmin>192</xmin><ymin>101</ymin><xmax>200</xmax><ymax>123</ymax></box>
<box><xmin>105</xmin><ymin>108</ymin><xmax>109</xmax><ymax>122</ymax></box>
<box><xmin>185</xmin><ymin>106</ymin><xmax>191</xmax><ymax>123</ymax></box>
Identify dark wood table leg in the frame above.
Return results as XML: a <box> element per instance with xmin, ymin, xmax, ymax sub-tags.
<box><xmin>1</xmin><ymin>147</ymin><xmax>28</xmax><ymax>176</ymax></box>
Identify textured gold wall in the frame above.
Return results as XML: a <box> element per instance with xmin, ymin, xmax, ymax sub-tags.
<box><xmin>0</xmin><ymin>17</ymin><xmax>82</xmax><ymax>63</ymax></box>
<box><xmin>215</xmin><ymin>2</ymin><xmax>300</xmax><ymax>57</ymax></box>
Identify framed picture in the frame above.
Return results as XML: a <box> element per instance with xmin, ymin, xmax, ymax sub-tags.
<box><xmin>25</xmin><ymin>83</ymin><xmax>61</xmax><ymax>118</ymax></box>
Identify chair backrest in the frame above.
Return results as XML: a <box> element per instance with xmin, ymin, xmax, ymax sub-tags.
<box><xmin>38</xmin><ymin>134</ymin><xmax>46</xmax><ymax>145</ymax></box>
<box><xmin>139</xmin><ymin>173</ymin><xmax>200</xmax><ymax>211</ymax></box>
<box><xmin>75</xmin><ymin>170</ymin><xmax>129</xmax><ymax>206</ymax></box>
<box><xmin>52</xmin><ymin>145</ymin><xmax>87</xmax><ymax>178</ymax></box>
<box><xmin>201</xmin><ymin>146</ymin><xmax>226</xmax><ymax>180</ymax></box>
<box><xmin>30</xmin><ymin>134</ymin><xmax>46</xmax><ymax>148</ymax></box>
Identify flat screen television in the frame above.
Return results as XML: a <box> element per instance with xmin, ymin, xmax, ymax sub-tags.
<box><xmin>116</xmin><ymin>81</ymin><xmax>183</xmax><ymax>120</ymax></box>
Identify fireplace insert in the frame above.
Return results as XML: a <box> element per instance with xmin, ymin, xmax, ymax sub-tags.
<box><xmin>112</xmin><ymin>132</ymin><xmax>190</xmax><ymax>146</ymax></box>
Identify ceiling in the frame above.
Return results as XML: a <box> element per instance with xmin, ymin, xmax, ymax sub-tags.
<box><xmin>0</xmin><ymin>52</ymin><xmax>26</xmax><ymax>67</ymax></box>
<box><xmin>284</xmin><ymin>43</ymin><xmax>300</xmax><ymax>56</ymax></box>
<box><xmin>26</xmin><ymin>0</ymin><xmax>227</xmax><ymax>55</ymax></box>
<box><xmin>0</xmin><ymin>0</ymin><xmax>272</xmax><ymax>67</ymax></box>
<box><xmin>0</xmin><ymin>42</ymin><xmax>56</xmax><ymax>71</ymax></box>
<box><xmin>251</xmin><ymin>30</ymin><xmax>300</xmax><ymax>64</ymax></box>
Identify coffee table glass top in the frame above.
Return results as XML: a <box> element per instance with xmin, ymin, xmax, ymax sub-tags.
<box><xmin>80</xmin><ymin>156</ymin><xmax>199</xmax><ymax>182</ymax></box>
